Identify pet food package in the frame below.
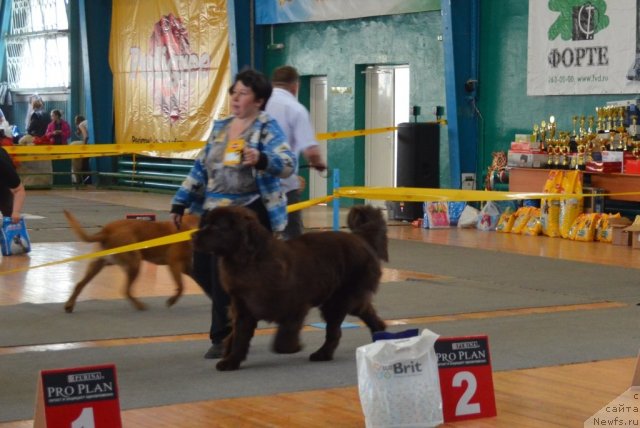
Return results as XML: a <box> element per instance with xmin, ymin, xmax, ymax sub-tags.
<box><xmin>559</xmin><ymin>170</ymin><xmax>584</xmax><ymax>239</ymax></box>
<box><xmin>540</xmin><ymin>170</ymin><xmax>564</xmax><ymax>237</ymax></box>
<box><xmin>1</xmin><ymin>217</ymin><xmax>31</xmax><ymax>256</ymax></box>
<box><xmin>356</xmin><ymin>329</ymin><xmax>444</xmax><ymax>428</ymax></box>
<box><xmin>495</xmin><ymin>209</ymin><xmax>516</xmax><ymax>233</ymax></box>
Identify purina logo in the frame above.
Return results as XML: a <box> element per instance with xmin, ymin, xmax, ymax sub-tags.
<box><xmin>548</xmin><ymin>0</ymin><xmax>610</xmax><ymax>41</ymax></box>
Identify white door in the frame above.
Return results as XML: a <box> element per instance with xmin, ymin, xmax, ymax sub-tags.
<box><xmin>364</xmin><ymin>65</ymin><xmax>410</xmax><ymax>207</ymax></box>
<box><xmin>309</xmin><ymin>76</ymin><xmax>328</xmax><ymax>199</ymax></box>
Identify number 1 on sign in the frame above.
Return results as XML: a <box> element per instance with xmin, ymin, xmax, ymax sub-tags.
<box><xmin>453</xmin><ymin>371</ymin><xmax>481</xmax><ymax>416</ymax></box>
<box><xmin>71</xmin><ymin>407</ymin><xmax>95</xmax><ymax>428</ymax></box>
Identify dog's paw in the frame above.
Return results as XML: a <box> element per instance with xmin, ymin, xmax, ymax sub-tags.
<box><xmin>64</xmin><ymin>302</ymin><xmax>75</xmax><ymax>313</ymax></box>
<box><xmin>273</xmin><ymin>342</ymin><xmax>302</xmax><ymax>354</ymax></box>
<box><xmin>165</xmin><ymin>296</ymin><xmax>179</xmax><ymax>307</ymax></box>
<box><xmin>216</xmin><ymin>358</ymin><xmax>241</xmax><ymax>371</ymax></box>
<box><xmin>309</xmin><ymin>350</ymin><xmax>334</xmax><ymax>362</ymax></box>
<box><xmin>132</xmin><ymin>301</ymin><xmax>148</xmax><ymax>311</ymax></box>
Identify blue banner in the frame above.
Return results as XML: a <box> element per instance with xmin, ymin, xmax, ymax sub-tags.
<box><xmin>256</xmin><ymin>0</ymin><xmax>440</xmax><ymax>25</ymax></box>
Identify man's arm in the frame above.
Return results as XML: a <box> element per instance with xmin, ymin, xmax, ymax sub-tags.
<box><xmin>302</xmin><ymin>145</ymin><xmax>326</xmax><ymax>171</ymax></box>
<box><xmin>10</xmin><ymin>183</ymin><xmax>26</xmax><ymax>223</ymax></box>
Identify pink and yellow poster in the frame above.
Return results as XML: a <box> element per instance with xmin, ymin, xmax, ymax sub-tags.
<box><xmin>109</xmin><ymin>0</ymin><xmax>230</xmax><ymax>158</ymax></box>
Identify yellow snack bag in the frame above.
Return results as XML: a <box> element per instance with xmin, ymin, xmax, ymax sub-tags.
<box><xmin>511</xmin><ymin>207</ymin><xmax>535</xmax><ymax>234</ymax></box>
<box><xmin>223</xmin><ymin>139</ymin><xmax>245</xmax><ymax>166</ymax></box>
<box><xmin>559</xmin><ymin>170</ymin><xmax>584</xmax><ymax>239</ymax></box>
<box><xmin>597</xmin><ymin>213</ymin><xmax>621</xmax><ymax>242</ymax></box>
<box><xmin>496</xmin><ymin>210</ymin><xmax>515</xmax><ymax>233</ymax></box>
<box><xmin>541</xmin><ymin>170</ymin><xmax>564</xmax><ymax>238</ymax></box>
<box><xmin>572</xmin><ymin>213</ymin><xmax>600</xmax><ymax>242</ymax></box>
<box><xmin>522</xmin><ymin>214</ymin><xmax>542</xmax><ymax>236</ymax></box>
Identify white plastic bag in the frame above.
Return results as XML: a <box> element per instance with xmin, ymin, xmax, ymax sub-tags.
<box><xmin>457</xmin><ymin>205</ymin><xmax>480</xmax><ymax>228</ymax></box>
<box><xmin>356</xmin><ymin>329</ymin><xmax>444</xmax><ymax>428</ymax></box>
<box><xmin>476</xmin><ymin>201</ymin><xmax>500</xmax><ymax>231</ymax></box>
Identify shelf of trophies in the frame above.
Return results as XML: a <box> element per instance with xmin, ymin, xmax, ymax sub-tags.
<box><xmin>508</xmin><ymin>103</ymin><xmax>640</xmax><ymax>204</ymax></box>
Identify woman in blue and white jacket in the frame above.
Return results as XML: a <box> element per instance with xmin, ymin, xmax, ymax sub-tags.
<box><xmin>171</xmin><ymin>69</ymin><xmax>295</xmax><ymax>360</ymax></box>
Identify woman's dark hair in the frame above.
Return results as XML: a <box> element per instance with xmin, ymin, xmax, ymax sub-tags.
<box><xmin>229</xmin><ymin>69</ymin><xmax>272</xmax><ymax>110</ymax></box>
<box><xmin>51</xmin><ymin>109</ymin><xmax>62</xmax><ymax>119</ymax></box>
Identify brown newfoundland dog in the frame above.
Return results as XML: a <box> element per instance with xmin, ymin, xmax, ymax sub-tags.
<box><xmin>193</xmin><ymin>205</ymin><xmax>388</xmax><ymax>371</ymax></box>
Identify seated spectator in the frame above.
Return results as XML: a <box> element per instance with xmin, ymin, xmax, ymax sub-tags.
<box><xmin>19</xmin><ymin>99</ymin><xmax>49</xmax><ymax>145</ymax></box>
<box><xmin>69</xmin><ymin>115</ymin><xmax>89</xmax><ymax>184</ymax></box>
<box><xmin>0</xmin><ymin>108</ymin><xmax>13</xmax><ymax>141</ymax></box>
<box><xmin>45</xmin><ymin>109</ymin><xmax>71</xmax><ymax>145</ymax></box>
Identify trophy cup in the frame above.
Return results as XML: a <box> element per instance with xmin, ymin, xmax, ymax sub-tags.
<box><xmin>587</xmin><ymin>134</ymin><xmax>597</xmax><ymax>162</ymax></box>
<box><xmin>547</xmin><ymin>141</ymin><xmax>554</xmax><ymax>167</ymax></box>
<box><xmin>561</xmin><ymin>134</ymin><xmax>570</xmax><ymax>168</ymax></box>
<box><xmin>595</xmin><ymin>108</ymin><xmax>602</xmax><ymax>132</ymax></box>
<box><xmin>619</xmin><ymin>106</ymin><xmax>627</xmax><ymax>132</ymax></box>
<box><xmin>576</xmin><ymin>134</ymin><xmax>586</xmax><ymax>169</ymax></box>
<box><xmin>540</xmin><ymin>120</ymin><xmax>547</xmax><ymax>151</ymax></box>
<box><xmin>631</xmin><ymin>115</ymin><xmax>639</xmax><ymax>139</ymax></box>
<box><xmin>632</xmin><ymin>140</ymin><xmax>640</xmax><ymax>158</ymax></box>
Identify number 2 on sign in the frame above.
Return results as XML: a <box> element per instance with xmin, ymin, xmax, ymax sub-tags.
<box><xmin>71</xmin><ymin>407</ymin><xmax>95</xmax><ymax>428</ymax></box>
<box><xmin>453</xmin><ymin>371</ymin><xmax>481</xmax><ymax>416</ymax></box>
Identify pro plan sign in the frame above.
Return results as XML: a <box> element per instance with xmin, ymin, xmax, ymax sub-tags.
<box><xmin>435</xmin><ymin>336</ymin><xmax>497</xmax><ymax>423</ymax></box>
<box><xmin>34</xmin><ymin>364</ymin><xmax>122</xmax><ymax>428</ymax></box>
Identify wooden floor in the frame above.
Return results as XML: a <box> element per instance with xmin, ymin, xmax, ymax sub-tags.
<box><xmin>0</xmin><ymin>189</ymin><xmax>638</xmax><ymax>427</ymax></box>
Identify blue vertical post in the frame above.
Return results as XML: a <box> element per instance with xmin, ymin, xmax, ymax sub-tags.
<box><xmin>333</xmin><ymin>169</ymin><xmax>340</xmax><ymax>231</ymax></box>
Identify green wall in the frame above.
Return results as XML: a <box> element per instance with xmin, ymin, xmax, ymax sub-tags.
<box><xmin>262</xmin><ymin>11</ymin><xmax>448</xmax><ymax>203</ymax></box>
<box><xmin>478</xmin><ymin>1</ymin><xmax>632</xmax><ymax>176</ymax></box>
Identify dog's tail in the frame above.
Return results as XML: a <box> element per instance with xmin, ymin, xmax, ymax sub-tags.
<box><xmin>347</xmin><ymin>205</ymin><xmax>389</xmax><ymax>262</ymax></box>
<box><xmin>63</xmin><ymin>209</ymin><xmax>107</xmax><ymax>243</ymax></box>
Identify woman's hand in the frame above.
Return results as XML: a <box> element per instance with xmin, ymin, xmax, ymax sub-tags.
<box><xmin>170</xmin><ymin>213</ymin><xmax>182</xmax><ymax>230</ymax></box>
<box><xmin>242</xmin><ymin>147</ymin><xmax>260</xmax><ymax>166</ymax></box>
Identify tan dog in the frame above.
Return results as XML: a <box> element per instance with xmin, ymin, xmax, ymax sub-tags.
<box><xmin>63</xmin><ymin>210</ymin><xmax>199</xmax><ymax>312</ymax></box>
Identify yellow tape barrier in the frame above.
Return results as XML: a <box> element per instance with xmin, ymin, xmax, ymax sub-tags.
<box><xmin>0</xmin><ymin>186</ymin><xmax>638</xmax><ymax>276</ymax></box>
<box><xmin>16</xmin><ymin>153</ymin><xmax>121</xmax><ymax>162</ymax></box>
<box><xmin>0</xmin><ymin>230</ymin><xmax>195</xmax><ymax>276</ymax></box>
<box><xmin>5</xmin><ymin>123</ymin><xmax>640</xmax><ymax>275</ymax></box>
<box><xmin>7</xmin><ymin>126</ymin><xmax>398</xmax><ymax>161</ymax></box>
<box><xmin>0</xmin><ymin>195</ymin><xmax>335</xmax><ymax>276</ymax></box>
<box><xmin>6</xmin><ymin>141</ymin><xmax>205</xmax><ymax>155</ymax></box>
<box><xmin>333</xmin><ymin>186</ymin><xmax>633</xmax><ymax>202</ymax></box>
<box><xmin>316</xmin><ymin>126</ymin><xmax>397</xmax><ymax>140</ymax></box>
<box><xmin>288</xmin><ymin>195</ymin><xmax>335</xmax><ymax>212</ymax></box>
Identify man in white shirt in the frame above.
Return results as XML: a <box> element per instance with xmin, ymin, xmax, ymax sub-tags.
<box><xmin>266</xmin><ymin>65</ymin><xmax>326</xmax><ymax>239</ymax></box>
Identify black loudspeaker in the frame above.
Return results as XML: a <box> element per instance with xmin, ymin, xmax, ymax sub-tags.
<box><xmin>386</xmin><ymin>122</ymin><xmax>440</xmax><ymax>221</ymax></box>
